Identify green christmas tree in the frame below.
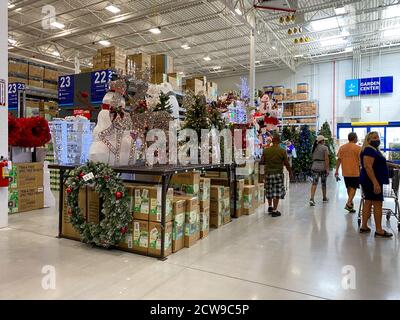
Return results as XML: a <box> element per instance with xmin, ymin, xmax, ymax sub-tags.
<box><xmin>182</xmin><ymin>91</ymin><xmax>211</xmax><ymax>136</ymax></box>
<box><xmin>318</xmin><ymin>121</ymin><xmax>336</xmax><ymax>169</ymax></box>
<box><xmin>208</xmin><ymin>101</ymin><xmax>226</xmax><ymax>131</ymax></box>
<box><xmin>153</xmin><ymin>91</ymin><xmax>171</xmax><ymax>113</ymax></box>
<box><xmin>281</xmin><ymin>126</ymin><xmax>298</xmax><ymax>143</ymax></box>
<box><xmin>293</xmin><ymin>125</ymin><xmax>315</xmax><ymax>180</ymax></box>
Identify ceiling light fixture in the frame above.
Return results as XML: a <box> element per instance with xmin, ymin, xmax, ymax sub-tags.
<box><xmin>50</xmin><ymin>21</ymin><xmax>65</xmax><ymax>29</ymax></box>
<box><xmin>272</xmin><ymin>46</ymin><xmax>277</xmax><ymax>50</ymax></box>
<box><xmin>15</xmin><ymin>8</ymin><xmax>21</xmax><ymax>11</ymax></box>
<box><xmin>344</xmin><ymin>47</ymin><xmax>353</xmax><ymax>52</ymax></box>
<box><xmin>8</xmin><ymin>38</ymin><xmax>17</xmax><ymax>45</ymax></box>
<box><xmin>320</xmin><ymin>37</ymin><xmax>346</xmax><ymax>47</ymax></box>
<box><xmin>213</xmin><ymin>66</ymin><xmax>221</xmax><ymax>70</ymax></box>
<box><xmin>99</xmin><ymin>40</ymin><xmax>111</xmax><ymax>46</ymax></box>
<box><xmin>149</xmin><ymin>27</ymin><xmax>161</xmax><ymax>34</ymax></box>
<box><xmin>255</xmin><ymin>60</ymin><xmax>260</xmax><ymax>64</ymax></box>
<box><xmin>8</xmin><ymin>2</ymin><xmax>15</xmax><ymax>9</ymax></box>
<box><xmin>105</xmin><ymin>5</ymin><xmax>121</xmax><ymax>14</ymax></box>
<box><xmin>181</xmin><ymin>44</ymin><xmax>191</xmax><ymax>50</ymax></box>
<box><xmin>334</xmin><ymin>7</ymin><xmax>346</xmax><ymax>15</ymax></box>
<box><xmin>51</xmin><ymin>51</ymin><xmax>60</xmax><ymax>57</ymax></box>
<box><xmin>310</xmin><ymin>17</ymin><xmax>340</xmax><ymax>31</ymax></box>
<box><xmin>235</xmin><ymin>8</ymin><xmax>243</xmax><ymax>16</ymax></box>
<box><xmin>294</xmin><ymin>54</ymin><xmax>303</xmax><ymax>58</ymax></box>
<box><xmin>203</xmin><ymin>56</ymin><xmax>211</xmax><ymax>61</ymax></box>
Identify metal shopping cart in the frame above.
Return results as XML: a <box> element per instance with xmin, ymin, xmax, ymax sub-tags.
<box><xmin>358</xmin><ymin>169</ymin><xmax>400</xmax><ymax>231</ymax></box>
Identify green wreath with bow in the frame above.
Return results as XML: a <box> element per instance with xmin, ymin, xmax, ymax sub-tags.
<box><xmin>65</xmin><ymin>161</ymin><xmax>132</xmax><ymax>248</ymax></box>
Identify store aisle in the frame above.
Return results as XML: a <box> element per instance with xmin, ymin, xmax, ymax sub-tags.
<box><xmin>2</xmin><ymin>178</ymin><xmax>400</xmax><ymax>300</ymax></box>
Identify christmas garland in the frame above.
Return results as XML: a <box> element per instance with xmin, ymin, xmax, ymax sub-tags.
<box><xmin>65</xmin><ymin>161</ymin><xmax>132</xmax><ymax>248</ymax></box>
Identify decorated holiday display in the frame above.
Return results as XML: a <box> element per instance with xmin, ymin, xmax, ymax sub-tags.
<box><xmin>65</xmin><ymin>161</ymin><xmax>131</xmax><ymax>248</ymax></box>
<box><xmin>182</xmin><ymin>91</ymin><xmax>211</xmax><ymax>135</ymax></box>
<box><xmin>8</xmin><ymin>113</ymin><xmax>51</xmax><ymax>148</ymax></box>
<box><xmin>292</xmin><ymin>125</ymin><xmax>316</xmax><ymax>181</ymax></box>
<box><xmin>318</xmin><ymin>121</ymin><xmax>336</xmax><ymax>169</ymax></box>
<box><xmin>49</xmin><ymin>115</ymin><xmax>95</xmax><ymax>165</ymax></box>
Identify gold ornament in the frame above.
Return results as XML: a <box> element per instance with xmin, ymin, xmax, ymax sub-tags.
<box><xmin>279</xmin><ymin>17</ymin><xmax>285</xmax><ymax>24</ymax></box>
<box><xmin>305</xmin><ymin>36</ymin><xmax>310</xmax><ymax>42</ymax></box>
<box><xmin>286</xmin><ymin>15</ymin><xmax>291</xmax><ymax>23</ymax></box>
<box><xmin>288</xmin><ymin>29</ymin><xmax>293</xmax><ymax>35</ymax></box>
<box><xmin>293</xmin><ymin>27</ymin><xmax>298</xmax><ymax>34</ymax></box>
<box><xmin>291</xmin><ymin>15</ymin><xmax>296</xmax><ymax>22</ymax></box>
<box><xmin>299</xmin><ymin>37</ymin><xmax>304</xmax><ymax>43</ymax></box>
<box><xmin>294</xmin><ymin>38</ymin><xmax>299</xmax><ymax>44</ymax></box>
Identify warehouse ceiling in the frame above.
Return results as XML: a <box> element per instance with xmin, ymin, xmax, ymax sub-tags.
<box><xmin>7</xmin><ymin>0</ymin><xmax>400</xmax><ymax>78</ymax></box>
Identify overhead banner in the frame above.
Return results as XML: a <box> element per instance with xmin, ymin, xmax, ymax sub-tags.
<box><xmin>345</xmin><ymin>76</ymin><xmax>393</xmax><ymax>97</ymax></box>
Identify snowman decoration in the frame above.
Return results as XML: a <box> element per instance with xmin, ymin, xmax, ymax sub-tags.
<box><xmin>89</xmin><ymin>79</ymin><xmax>135</xmax><ymax>166</ymax></box>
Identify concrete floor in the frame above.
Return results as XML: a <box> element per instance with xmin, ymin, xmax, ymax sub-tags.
<box><xmin>1</xmin><ymin>178</ymin><xmax>400</xmax><ymax>300</ymax></box>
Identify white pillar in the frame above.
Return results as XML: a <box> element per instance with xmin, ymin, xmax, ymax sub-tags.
<box><xmin>0</xmin><ymin>2</ymin><xmax>8</xmax><ymax>228</ymax></box>
<box><xmin>249</xmin><ymin>13</ymin><xmax>256</xmax><ymax>107</ymax></box>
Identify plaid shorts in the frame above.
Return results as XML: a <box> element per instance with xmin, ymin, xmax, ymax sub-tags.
<box><xmin>312</xmin><ymin>170</ymin><xmax>327</xmax><ymax>186</ymax></box>
<box><xmin>265</xmin><ymin>173</ymin><xmax>286</xmax><ymax>199</ymax></box>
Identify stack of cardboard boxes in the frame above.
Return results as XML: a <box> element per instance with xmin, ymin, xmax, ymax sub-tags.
<box><xmin>28</xmin><ymin>63</ymin><xmax>44</xmax><ymax>88</ymax></box>
<box><xmin>8</xmin><ymin>59</ymin><xmax>29</xmax><ymax>85</ymax></box>
<box><xmin>126</xmin><ymin>53</ymin><xmax>151</xmax><ymax>75</ymax></box>
<box><xmin>199</xmin><ymin>177</ymin><xmax>211</xmax><ymax>239</ymax></box>
<box><xmin>8</xmin><ymin>162</ymin><xmax>44</xmax><ymax>214</ymax></box>
<box><xmin>151</xmin><ymin>54</ymin><xmax>174</xmax><ymax>84</ymax></box>
<box><xmin>93</xmin><ymin>46</ymin><xmax>126</xmax><ymax>71</ymax></box>
<box><xmin>184</xmin><ymin>78</ymin><xmax>205</xmax><ymax>95</ymax></box>
<box><xmin>43</xmin><ymin>68</ymin><xmax>59</xmax><ymax>90</ymax></box>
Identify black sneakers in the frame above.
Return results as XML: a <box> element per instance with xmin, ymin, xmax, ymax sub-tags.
<box><xmin>271</xmin><ymin>211</ymin><xmax>281</xmax><ymax>217</ymax></box>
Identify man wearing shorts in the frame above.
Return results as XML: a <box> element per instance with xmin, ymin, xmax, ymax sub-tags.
<box><xmin>335</xmin><ymin>132</ymin><xmax>361</xmax><ymax>213</ymax></box>
<box><xmin>262</xmin><ymin>134</ymin><xmax>293</xmax><ymax>217</ymax></box>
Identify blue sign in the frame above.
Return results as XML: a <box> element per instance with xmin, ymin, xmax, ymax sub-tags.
<box><xmin>345</xmin><ymin>76</ymin><xmax>393</xmax><ymax>97</ymax></box>
<box><xmin>58</xmin><ymin>74</ymin><xmax>74</xmax><ymax>106</ymax></box>
<box><xmin>345</xmin><ymin>79</ymin><xmax>359</xmax><ymax>97</ymax></box>
<box><xmin>8</xmin><ymin>82</ymin><xmax>25</xmax><ymax>110</ymax></box>
<box><xmin>91</xmin><ymin>69</ymin><xmax>113</xmax><ymax>104</ymax></box>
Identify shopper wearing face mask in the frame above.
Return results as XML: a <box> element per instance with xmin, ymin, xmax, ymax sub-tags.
<box><xmin>359</xmin><ymin>131</ymin><xmax>400</xmax><ymax>237</ymax></box>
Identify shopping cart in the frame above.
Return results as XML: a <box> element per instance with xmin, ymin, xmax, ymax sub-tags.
<box><xmin>358</xmin><ymin>169</ymin><xmax>400</xmax><ymax>231</ymax></box>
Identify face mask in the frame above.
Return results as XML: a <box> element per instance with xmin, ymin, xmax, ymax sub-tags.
<box><xmin>370</xmin><ymin>140</ymin><xmax>380</xmax><ymax>148</ymax></box>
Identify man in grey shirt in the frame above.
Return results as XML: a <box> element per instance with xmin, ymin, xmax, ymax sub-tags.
<box><xmin>310</xmin><ymin>135</ymin><xmax>330</xmax><ymax>206</ymax></box>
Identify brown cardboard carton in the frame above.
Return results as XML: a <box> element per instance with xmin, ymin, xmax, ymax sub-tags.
<box><xmin>172</xmin><ymin>199</ymin><xmax>185</xmax><ymax>253</ymax></box>
<box><xmin>273</xmin><ymin>86</ymin><xmax>284</xmax><ymax>94</ymax></box>
<box><xmin>199</xmin><ymin>177</ymin><xmax>211</xmax><ymax>201</ymax></box>
<box><xmin>133</xmin><ymin>186</ymin><xmax>150</xmax><ymax>221</ymax></box>
<box><xmin>151</xmin><ymin>54</ymin><xmax>174</xmax><ymax>74</ymax></box>
<box><xmin>133</xmin><ymin>220</ymin><xmax>149</xmax><ymax>254</ymax></box>
<box><xmin>200</xmin><ymin>207</ymin><xmax>210</xmax><ymax>239</ymax></box>
<box><xmin>175</xmin><ymin>195</ymin><xmax>200</xmax><ymax>248</ymax></box>
<box><xmin>87</xmin><ymin>187</ymin><xmax>100</xmax><ymax>223</ymax></box>
<box><xmin>210</xmin><ymin>177</ymin><xmax>229</xmax><ymax>187</ymax></box>
<box><xmin>28</xmin><ymin>64</ymin><xmax>44</xmax><ymax>79</ymax></box>
<box><xmin>43</xmin><ymin>82</ymin><xmax>57</xmax><ymax>90</ymax></box>
<box><xmin>171</xmin><ymin>172</ymin><xmax>200</xmax><ymax>196</ymax></box>
<box><xmin>185</xmin><ymin>78</ymin><xmax>204</xmax><ymax>95</ymax></box>
<box><xmin>236</xmin><ymin>179</ymin><xmax>245</xmax><ymax>209</ymax></box>
<box><xmin>150</xmin><ymin>73</ymin><xmax>167</xmax><ymax>84</ymax></box>
<box><xmin>210</xmin><ymin>213</ymin><xmax>222</xmax><ymax>228</ymax></box>
<box><xmin>126</xmin><ymin>53</ymin><xmax>151</xmax><ymax>74</ymax></box>
<box><xmin>296</xmin><ymin>92</ymin><xmax>309</xmax><ymax>101</ymax></box>
<box><xmin>210</xmin><ymin>200</ymin><xmax>224</xmax><ymax>215</ymax></box>
<box><xmin>243</xmin><ymin>185</ymin><xmax>255</xmax><ymax>215</ymax></box>
<box><xmin>44</xmin><ymin>68</ymin><xmax>59</xmax><ymax>81</ymax></box>
<box><xmin>258</xmin><ymin>183</ymin><xmax>265</xmax><ymax>205</ymax></box>
<box><xmin>9</xmin><ymin>162</ymin><xmax>43</xmax><ymax>189</ymax></box>
<box><xmin>61</xmin><ymin>185</ymin><xmax>86</xmax><ymax>239</ymax></box>
<box><xmin>148</xmin><ymin>221</ymin><xmax>172</xmax><ymax>257</ymax></box>
<box><xmin>297</xmin><ymin>83</ymin><xmax>309</xmax><ymax>93</ymax></box>
<box><xmin>116</xmin><ymin>223</ymin><xmax>134</xmax><ymax>251</ymax></box>
<box><xmin>210</xmin><ymin>185</ymin><xmax>224</xmax><ymax>201</ymax></box>
<box><xmin>10</xmin><ymin>186</ymin><xmax>44</xmax><ymax>213</ymax></box>
<box><xmin>223</xmin><ymin>214</ymin><xmax>231</xmax><ymax>225</ymax></box>
<box><xmin>148</xmin><ymin>187</ymin><xmax>173</xmax><ymax>223</ymax></box>
<box><xmin>200</xmin><ymin>199</ymin><xmax>210</xmax><ymax>211</ymax></box>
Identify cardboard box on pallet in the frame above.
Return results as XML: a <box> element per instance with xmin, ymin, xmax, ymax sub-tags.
<box><xmin>175</xmin><ymin>196</ymin><xmax>200</xmax><ymax>248</ymax></box>
<box><xmin>199</xmin><ymin>177</ymin><xmax>211</xmax><ymax>201</ymax></box>
<box><xmin>133</xmin><ymin>219</ymin><xmax>149</xmax><ymax>254</ymax></box>
<box><xmin>258</xmin><ymin>183</ymin><xmax>265</xmax><ymax>206</ymax></box>
<box><xmin>210</xmin><ymin>213</ymin><xmax>223</xmax><ymax>228</ymax></box>
<box><xmin>148</xmin><ymin>221</ymin><xmax>173</xmax><ymax>257</ymax></box>
<box><xmin>61</xmin><ymin>185</ymin><xmax>86</xmax><ymax>239</ymax></box>
<box><xmin>28</xmin><ymin>64</ymin><xmax>44</xmax><ymax>79</ymax></box>
<box><xmin>9</xmin><ymin>162</ymin><xmax>43</xmax><ymax>189</ymax></box>
<box><xmin>210</xmin><ymin>177</ymin><xmax>229</xmax><ymax>187</ymax></box>
<box><xmin>8</xmin><ymin>186</ymin><xmax>44</xmax><ymax>214</ymax></box>
<box><xmin>133</xmin><ymin>186</ymin><xmax>150</xmax><ymax>221</ymax></box>
<box><xmin>171</xmin><ymin>172</ymin><xmax>200</xmax><ymax>196</ymax></box>
<box><xmin>243</xmin><ymin>185</ymin><xmax>256</xmax><ymax>215</ymax></box>
<box><xmin>126</xmin><ymin>53</ymin><xmax>151</xmax><ymax>74</ymax></box>
<box><xmin>210</xmin><ymin>185</ymin><xmax>224</xmax><ymax>201</ymax></box>
<box><xmin>148</xmin><ymin>187</ymin><xmax>173</xmax><ymax>223</ymax></box>
<box><xmin>200</xmin><ymin>206</ymin><xmax>210</xmax><ymax>238</ymax></box>
<box><xmin>172</xmin><ymin>199</ymin><xmax>186</xmax><ymax>253</ymax></box>
<box><xmin>297</xmin><ymin>83</ymin><xmax>309</xmax><ymax>93</ymax></box>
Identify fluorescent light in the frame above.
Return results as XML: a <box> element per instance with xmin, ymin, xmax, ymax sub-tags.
<box><xmin>213</xmin><ymin>66</ymin><xmax>221</xmax><ymax>70</ymax></box>
<box><xmin>383</xmin><ymin>4</ymin><xmax>400</xmax><ymax>19</ymax></box>
<box><xmin>320</xmin><ymin>37</ymin><xmax>346</xmax><ymax>47</ymax></box>
<box><xmin>235</xmin><ymin>8</ymin><xmax>243</xmax><ymax>15</ymax></box>
<box><xmin>8</xmin><ymin>2</ymin><xmax>15</xmax><ymax>9</ymax></box>
<box><xmin>51</xmin><ymin>51</ymin><xmax>60</xmax><ymax>57</ymax></box>
<box><xmin>50</xmin><ymin>21</ymin><xmax>65</xmax><ymax>29</ymax></box>
<box><xmin>181</xmin><ymin>44</ymin><xmax>191</xmax><ymax>50</ymax></box>
<box><xmin>335</xmin><ymin>7</ymin><xmax>346</xmax><ymax>15</ymax></box>
<box><xmin>99</xmin><ymin>40</ymin><xmax>111</xmax><ymax>46</ymax></box>
<box><xmin>15</xmin><ymin>8</ymin><xmax>21</xmax><ymax>11</ymax></box>
<box><xmin>178</xmin><ymin>71</ymin><xmax>184</xmax><ymax>75</ymax></box>
<box><xmin>203</xmin><ymin>56</ymin><xmax>211</xmax><ymax>61</ymax></box>
<box><xmin>255</xmin><ymin>60</ymin><xmax>260</xmax><ymax>64</ymax></box>
<box><xmin>341</xmin><ymin>30</ymin><xmax>350</xmax><ymax>37</ymax></box>
<box><xmin>149</xmin><ymin>27</ymin><xmax>161</xmax><ymax>34</ymax></box>
<box><xmin>8</xmin><ymin>38</ymin><xmax>17</xmax><ymax>45</ymax></box>
<box><xmin>344</xmin><ymin>47</ymin><xmax>353</xmax><ymax>52</ymax></box>
<box><xmin>310</xmin><ymin>17</ymin><xmax>340</xmax><ymax>31</ymax></box>
<box><xmin>105</xmin><ymin>5</ymin><xmax>120</xmax><ymax>14</ymax></box>
<box><xmin>272</xmin><ymin>46</ymin><xmax>277</xmax><ymax>50</ymax></box>
<box><xmin>383</xmin><ymin>28</ymin><xmax>400</xmax><ymax>38</ymax></box>
<box><xmin>294</xmin><ymin>54</ymin><xmax>303</xmax><ymax>58</ymax></box>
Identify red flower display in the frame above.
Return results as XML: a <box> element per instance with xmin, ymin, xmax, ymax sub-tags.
<box><xmin>8</xmin><ymin>115</ymin><xmax>51</xmax><ymax>147</ymax></box>
<box><xmin>264</xmin><ymin>116</ymin><xmax>280</xmax><ymax>126</ymax></box>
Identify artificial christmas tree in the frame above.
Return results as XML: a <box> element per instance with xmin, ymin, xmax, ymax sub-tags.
<box><xmin>318</xmin><ymin>121</ymin><xmax>336</xmax><ymax>169</ymax></box>
<box><xmin>293</xmin><ymin>125</ymin><xmax>315</xmax><ymax>181</ymax></box>
<box><xmin>153</xmin><ymin>91</ymin><xmax>171</xmax><ymax>113</ymax></box>
<box><xmin>208</xmin><ymin>101</ymin><xmax>226</xmax><ymax>131</ymax></box>
<box><xmin>182</xmin><ymin>91</ymin><xmax>211</xmax><ymax>135</ymax></box>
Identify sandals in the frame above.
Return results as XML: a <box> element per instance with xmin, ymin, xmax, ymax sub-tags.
<box><xmin>375</xmin><ymin>230</ymin><xmax>393</xmax><ymax>238</ymax></box>
<box><xmin>309</xmin><ymin>199</ymin><xmax>315</xmax><ymax>207</ymax></box>
<box><xmin>271</xmin><ymin>211</ymin><xmax>281</xmax><ymax>218</ymax></box>
<box><xmin>359</xmin><ymin>227</ymin><xmax>371</xmax><ymax>233</ymax></box>
<box><xmin>268</xmin><ymin>207</ymin><xmax>274</xmax><ymax>214</ymax></box>
<box><xmin>345</xmin><ymin>204</ymin><xmax>356</xmax><ymax>213</ymax></box>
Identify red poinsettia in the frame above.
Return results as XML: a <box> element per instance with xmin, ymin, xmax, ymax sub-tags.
<box><xmin>8</xmin><ymin>113</ymin><xmax>21</xmax><ymax>146</ymax></box>
<box><xmin>264</xmin><ymin>116</ymin><xmax>280</xmax><ymax>126</ymax></box>
<box><xmin>11</xmin><ymin>116</ymin><xmax>51</xmax><ymax>147</ymax></box>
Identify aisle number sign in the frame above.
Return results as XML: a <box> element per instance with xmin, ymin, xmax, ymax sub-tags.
<box><xmin>8</xmin><ymin>82</ymin><xmax>25</xmax><ymax>110</ymax></box>
<box><xmin>58</xmin><ymin>69</ymin><xmax>113</xmax><ymax>107</ymax></box>
<box><xmin>91</xmin><ymin>69</ymin><xmax>113</xmax><ymax>104</ymax></box>
<box><xmin>345</xmin><ymin>76</ymin><xmax>393</xmax><ymax>97</ymax></box>
<box><xmin>58</xmin><ymin>74</ymin><xmax>74</xmax><ymax>106</ymax></box>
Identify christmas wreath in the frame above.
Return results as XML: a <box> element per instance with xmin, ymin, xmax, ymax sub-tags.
<box><xmin>65</xmin><ymin>161</ymin><xmax>132</xmax><ymax>248</ymax></box>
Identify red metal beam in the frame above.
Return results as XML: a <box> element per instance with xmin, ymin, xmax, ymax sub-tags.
<box><xmin>254</xmin><ymin>5</ymin><xmax>296</xmax><ymax>13</ymax></box>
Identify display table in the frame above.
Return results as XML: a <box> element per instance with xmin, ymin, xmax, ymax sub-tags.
<box><xmin>49</xmin><ymin>163</ymin><xmax>236</xmax><ymax>260</ymax></box>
